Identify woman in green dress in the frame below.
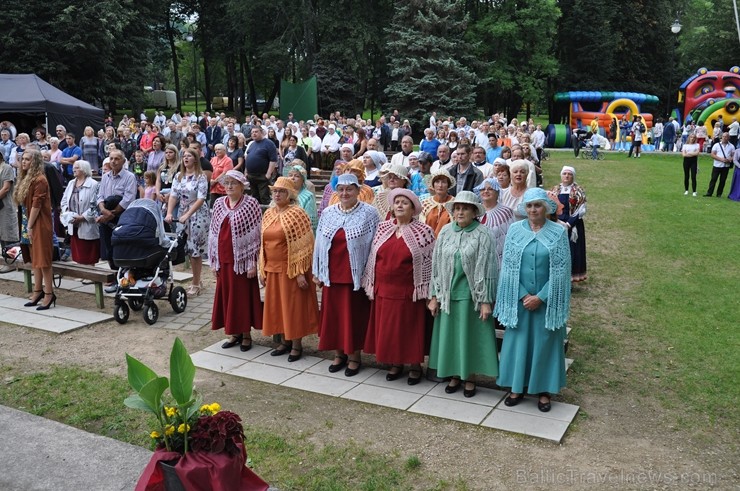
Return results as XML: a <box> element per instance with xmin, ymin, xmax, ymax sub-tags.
<box><xmin>427</xmin><ymin>191</ymin><xmax>498</xmax><ymax>398</ymax></box>
<box><xmin>494</xmin><ymin>188</ymin><xmax>571</xmax><ymax>412</ymax></box>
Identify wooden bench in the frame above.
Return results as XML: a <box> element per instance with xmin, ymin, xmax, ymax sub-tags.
<box><xmin>16</xmin><ymin>261</ymin><xmax>117</xmax><ymax>309</ymax></box>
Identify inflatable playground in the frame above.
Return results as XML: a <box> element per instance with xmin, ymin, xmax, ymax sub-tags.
<box><xmin>546</xmin><ymin>91</ymin><xmax>659</xmax><ymax>151</ymax></box>
<box><xmin>675</xmin><ymin>66</ymin><xmax>740</xmax><ymax>134</ymax></box>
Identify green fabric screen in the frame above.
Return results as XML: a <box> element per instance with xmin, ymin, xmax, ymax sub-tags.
<box><xmin>280</xmin><ymin>76</ymin><xmax>318</xmax><ymax>122</ymax></box>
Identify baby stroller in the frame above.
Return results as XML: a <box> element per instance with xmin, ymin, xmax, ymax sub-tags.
<box><xmin>111</xmin><ymin>199</ymin><xmax>187</xmax><ymax>325</ymax></box>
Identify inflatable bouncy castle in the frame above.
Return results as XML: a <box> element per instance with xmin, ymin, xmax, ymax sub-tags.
<box><xmin>675</xmin><ymin>67</ymin><xmax>740</xmax><ymax>135</ymax></box>
<box><xmin>546</xmin><ymin>91</ymin><xmax>659</xmax><ymax>150</ymax></box>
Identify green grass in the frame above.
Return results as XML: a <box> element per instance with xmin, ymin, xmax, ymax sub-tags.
<box><xmin>543</xmin><ymin>150</ymin><xmax>739</xmax><ymax>439</ymax></box>
<box><xmin>0</xmin><ymin>364</ymin><xmax>439</xmax><ymax>490</ymax></box>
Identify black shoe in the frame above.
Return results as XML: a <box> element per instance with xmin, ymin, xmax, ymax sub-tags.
<box><xmin>344</xmin><ymin>360</ymin><xmax>361</xmax><ymax>377</ymax></box>
<box><xmin>444</xmin><ymin>378</ymin><xmax>461</xmax><ymax>394</ymax></box>
<box><xmin>538</xmin><ymin>394</ymin><xmax>551</xmax><ymax>412</ymax></box>
<box><xmin>222</xmin><ymin>335</ymin><xmax>243</xmax><ymax>349</ymax></box>
<box><xmin>504</xmin><ymin>394</ymin><xmax>524</xmax><ymax>407</ymax></box>
<box><xmin>270</xmin><ymin>343</ymin><xmax>292</xmax><ymax>356</ymax></box>
<box><xmin>287</xmin><ymin>349</ymin><xmax>303</xmax><ymax>362</ymax></box>
<box><xmin>24</xmin><ymin>290</ymin><xmax>43</xmax><ymax>307</ymax></box>
<box><xmin>328</xmin><ymin>354</ymin><xmax>348</xmax><ymax>373</ymax></box>
<box><xmin>239</xmin><ymin>339</ymin><xmax>252</xmax><ymax>352</ymax></box>
<box><xmin>407</xmin><ymin>369</ymin><xmax>422</xmax><ymax>386</ymax></box>
<box><xmin>36</xmin><ymin>292</ymin><xmax>56</xmax><ymax>311</ymax></box>
<box><xmin>463</xmin><ymin>382</ymin><xmax>476</xmax><ymax>398</ymax></box>
<box><xmin>386</xmin><ymin>366</ymin><xmax>402</xmax><ymax>381</ymax></box>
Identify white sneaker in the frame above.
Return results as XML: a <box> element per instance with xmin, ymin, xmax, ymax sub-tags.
<box><xmin>684</xmin><ymin>191</ymin><xmax>689</xmax><ymax>195</ymax></box>
<box><xmin>637</xmin><ymin>154</ymin><xmax>641</xmax><ymax>158</ymax></box>
<box><xmin>692</xmin><ymin>192</ymin><xmax>697</xmax><ymax>197</ymax></box>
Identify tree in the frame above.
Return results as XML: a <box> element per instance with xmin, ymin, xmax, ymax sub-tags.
<box><xmin>384</xmin><ymin>0</ymin><xmax>477</xmax><ymax>131</ymax></box>
<box><xmin>677</xmin><ymin>0</ymin><xmax>740</xmax><ymax>75</ymax></box>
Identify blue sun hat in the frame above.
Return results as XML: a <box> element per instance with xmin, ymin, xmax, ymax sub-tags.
<box><xmin>517</xmin><ymin>187</ymin><xmax>558</xmax><ymax>217</ymax></box>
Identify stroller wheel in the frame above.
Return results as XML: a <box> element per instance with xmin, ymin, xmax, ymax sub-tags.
<box><xmin>143</xmin><ymin>303</ymin><xmax>159</xmax><ymax>325</ymax></box>
<box><xmin>130</xmin><ymin>297</ymin><xmax>145</xmax><ymax>311</ymax></box>
<box><xmin>114</xmin><ymin>302</ymin><xmax>130</xmax><ymax>324</ymax></box>
<box><xmin>169</xmin><ymin>286</ymin><xmax>187</xmax><ymax>313</ymax></box>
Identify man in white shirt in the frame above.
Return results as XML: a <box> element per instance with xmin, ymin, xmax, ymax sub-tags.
<box><xmin>728</xmin><ymin>117</ymin><xmax>739</xmax><ymax>147</ymax></box>
<box><xmin>704</xmin><ymin>132</ymin><xmax>735</xmax><ymax>197</ymax></box>
<box><xmin>473</xmin><ymin>122</ymin><xmax>491</xmax><ymax>150</ymax></box>
<box><xmin>531</xmin><ymin>124</ymin><xmax>546</xmax><ymax>161</ymax></box>
<box><xmin>431</xmin><ymin>145</ymin><xmax>452</xmax><ymax>173</ymax></box>
<box><xmin>391</xmin><ymin>136</ymin><xmax>414</xmax><ymax>167</ymax></box>
<box><xmin>471</xmin><ymin>146</ymin><xmax>494</xmax><ymax>178</ymax></box>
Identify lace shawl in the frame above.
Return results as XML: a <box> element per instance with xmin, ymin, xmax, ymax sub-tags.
<box><xmin>312</xmin><ymin>202</ymin><xmax>380</xmax><ymax>290</ymax></box>
<box><xmin>362</xmin><ymin>218</ymin><xmax>436</xmax><ymax>301</ymax></box>
<box><xmin>208</xmin><ymin>196</ymin><xmax>262</xmax><ymax>274</ymax></box>
<box><xmin>372</xmin><ymin>189</ymin><xmax>392</xmax><ymax>220</ymax></box>
<box><xmin>481</xmin><ymin>204</ymin><xmax>514</xmax><ymax>267</ymax></box>
<box><xmin>421</xmin><ymin>195</ymin><xmax>453</xmax><ymax>237</ymax></box>
<box><xmin>430</xmin><ymin>221</ymin><xmax>497</xmax><ymax>314</ymax></box>
<box><xmin>259</xmin><ymin>205</ymin><xmax>314</xmax><ymax>279</ymax></box>
<box><xmin>493</xmin><ymin>219</ymin><xmax>571</xmax><ymax>331</ymax></box>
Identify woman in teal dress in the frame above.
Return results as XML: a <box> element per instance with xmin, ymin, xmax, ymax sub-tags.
<box><xmin>494</xmin><ymin>188</ymin><xmax>571</xmax><ymax>412</ymax></box>
<box><xmin>427</xmin><ymin>191</ymin><xmax>498</xmax><ymax>398</ymax></box>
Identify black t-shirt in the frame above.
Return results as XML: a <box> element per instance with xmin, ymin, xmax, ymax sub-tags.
<box><xmin>200</xmin><ymin>157</ymin><xmax>213</xmax><ymax>172</ymax></box>
<box><xmin>245</xmin><ymin>138</ymin><xmax>278</xmax><ymax>175</ymax></box>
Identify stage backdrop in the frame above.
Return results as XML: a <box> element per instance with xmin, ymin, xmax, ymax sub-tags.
<box><xmin>280</xmin><ymin>76</ymin><xmax>318</xmax><ymax>122</ymax></box>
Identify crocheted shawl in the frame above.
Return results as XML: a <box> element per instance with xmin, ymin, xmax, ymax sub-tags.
<box><xmin>297</xmin><ymin>187</ymin><xmax>318</xmax><ymax>232</ymax></box>
<box><xmin>481</xmin><ymin>204</ymin><xmax>515</xmax><ymax>267</ymax></box>
<box><xmin>208</xmin><ymin>196</ymin><xmax>262</xmax><ymax>274</ymax></box>
<box><xmin>259</xmin><ymin>205</ymin><xmax>314</xmax><ymax>279</ymax></box>
<box><xmin>430</xmin><ymin>221</ymin><xmax>497</xmax><ymax>314</ymax></box>
<box><xmin>362</xmin><ymin>218</ymin><xmax>436</xmax><ymax>301</ymax></box>
<box><xmin>551</xmin><ymin>182</ymin><xmax>587</xmax><ymax>219</ymax></box>
<box><xmin>313</xmin><ymin>202</ymin><xmax>380</xmax><ymax>290</ymax></box>
<box><xmin>421</xmin><ymin>195</ymin><xmax>453</xmax><ymax>237</ymax></box>
<box><xmin>493</xmin><ymin>219</ymin><xmax>571</xmax><ymax>331</ymax></box>
<box><xmin>328</xmin><ymin>185</ymin><xmax>375</xmax><ymax>207</ymax></box>
<box><xmin>372</xmin><ymin>189</ymin><xmax>392</xmax><ymax>220</ymax></box>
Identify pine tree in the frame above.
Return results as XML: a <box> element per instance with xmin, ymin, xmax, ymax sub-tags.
<box><xmin>384</xmin><ymin>0</ymin><xmax>478</xmax><ymax>130</ymax></box>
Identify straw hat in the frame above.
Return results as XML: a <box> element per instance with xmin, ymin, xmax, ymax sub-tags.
<box><xmin>429</xmin><ymin>168</ymin><xmax>456</xmax><ymax>188</ymax></box>
<box><xmin>445</xmin><ymin>190</ymin><xmax>486</xmax><ymax>217</ymax></box>
<box><xmin>379</xmin><ymin>163</ymin><xmax>409</xmax><ymax>182</ymax></box>
<box><xmin>218</xmin><ymin>169</ymin><xmax>248</xmax><ymax>187</ymax></box>
<box><xmin>269</xmin><ymin>176</ymin><xmax>298</xmax><ymax>200</ymax></box>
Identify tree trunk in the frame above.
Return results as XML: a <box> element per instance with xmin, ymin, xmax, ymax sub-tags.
<box><xmin>203</xmin><ymin>51</ymin><xmax>212</xmax><ymax>113</ymax></box>
<box><xmin>165</xmin><ymin>13</ymin><xmax>182</xmax><ymax>112</ymax></box>
<box><xmin>264</xmin><ymin>73</ymin><xmax>280</xmax><ymax>115</ymax></box>
<box><xmin>238</xmin><ymin>50</ymin><xmax>245</xmax><ymax>116</ymax></box>
<box><xmin>242</xmin><ymin>51</ymin><xmax>258</xmax><ymax>116</ymax></box>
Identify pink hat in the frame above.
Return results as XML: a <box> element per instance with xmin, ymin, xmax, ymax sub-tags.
<box><xmin>387</xmin><ymin>188</ymin><xmax>422</xmax><ymax>216</ymax></box>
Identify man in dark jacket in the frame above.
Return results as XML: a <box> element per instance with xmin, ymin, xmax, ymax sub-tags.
<box><xmin>448</xmin><ymin>144</ymin><xmax>483</xmax><ymax>196</ymax></box>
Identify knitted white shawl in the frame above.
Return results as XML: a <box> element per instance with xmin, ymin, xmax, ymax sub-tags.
<box><xmin>312</xmin><ymin>202</ymin><xmax>380</xmax><ymax>290</ymax></box>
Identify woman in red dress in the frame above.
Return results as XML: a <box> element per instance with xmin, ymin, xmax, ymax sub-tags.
<box><xmin>208</xmin><ymin>170</ymin><xmax>262</xmax><ymax>351</ymax></box>
<box><xmin>362</xmin><ymin>188</ymin><xmax>436</xmax><ymax>385</ymax></box>
<box><xmin>313</xmin><ymin>174</ymin><xmax>380</xmax><ymax>376</ymax></box>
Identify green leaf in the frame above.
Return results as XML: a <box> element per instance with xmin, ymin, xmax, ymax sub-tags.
<box><xmin>126</xmin><ymin>353</ymin><xmax>158</xmax><ymax>392</ymax></box>
<box><xmin>139</xmin><ymin>376</ymin><xmax>169</xmax><ymax>414</ymax></box>
<box><xmin>169</xmin><ymin>338</ymin><xmax>195</xmax><ymax>405</ymax></box>
<box><xmin>124</xmin><ymin>394</ymin><xmax>158</xmax><ymax>415</ymax></box>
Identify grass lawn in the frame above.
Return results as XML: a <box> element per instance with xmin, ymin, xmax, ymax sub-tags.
<box><xmin>0</xmin><ymin>148</ymin><xmax>737</xmax><ymax>488</ymax></box>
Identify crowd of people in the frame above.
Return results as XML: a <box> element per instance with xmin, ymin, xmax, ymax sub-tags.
<box><xmin>25</xmin><ymin>105</ymin><xmax>735</xmax><ymax>410</ymax></box>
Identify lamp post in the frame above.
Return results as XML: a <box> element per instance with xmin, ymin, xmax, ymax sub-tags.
<box><xmin>186</xmin><ymin>31</ymin><xmax>198</xmax><ymax>115</ymax></box>
<box><xmin>666</xmin><ymin>18</ymin><xmax>682</xmax><ymax>118</ymax></box>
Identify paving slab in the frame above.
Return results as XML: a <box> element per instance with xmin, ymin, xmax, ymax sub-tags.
<box><xmin>409</xmin><ymin>395</ymin><xmax>494</xmax><ymax>425</ymax></box>
<box><xmin>281</xmin><ymin>372</ymin><xmax>358</xmax><ymax>397</ymax></box>
<box><xmin>226</xmin><ymin>362</ymin><xmax>301</xmax><ymax>385</ymax></box>
<box><xmin>0</xmin><ymin>404</ymin><xmax>151</xmax><ymax>491</ymax></box>
<box><xmin>0</xmin><ymin>294</ymin><xmax>113</xmax><ymax>333</ymax></box>
<box><xmin>341</xmin><ymin>383</ymin><xmax>422</xmax><ymax>410</ymax></box>
<box><xmin>191</xmin><ymin>350</ymin><xmax>248</xmax><ymax>373</ymax></box>
<box><xmin>481</xmin><ymin>408</ymin><xmax>572</xmax><ymax>443</ymax></box>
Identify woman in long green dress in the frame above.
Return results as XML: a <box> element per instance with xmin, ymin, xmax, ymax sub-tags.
<box><xmin>494</xmin><ymin>188</ymin><xmax>571</xmax><ymax>412</ymax></box>
<box><xmin>427</xmin><ymin>191</ymin><xmax>498</xmax><ymax>398</ymax></box>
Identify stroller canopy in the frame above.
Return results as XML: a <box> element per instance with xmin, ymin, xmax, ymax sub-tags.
<box><xmin>113</xmin><ymin>199</ymin><xmax>172</xmax><ymax>249</ymax></box>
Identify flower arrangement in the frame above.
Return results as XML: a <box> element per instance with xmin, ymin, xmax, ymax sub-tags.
<box><xmin>125</xmin><ymin>338</ymin><xmax>268</xmax><ymax>491</ymax></box>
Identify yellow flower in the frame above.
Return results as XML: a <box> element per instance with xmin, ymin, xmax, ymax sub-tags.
<box><xmin>164</xmin><ymin>406</ymin><xmax>177</xmax><ymax>418</ymax></box>
<box><xmin>177</xmin><ymin>423</ymin><xmax>190</xmax><ymax>434</ymax></box>
<box><xmin>199</xmin><ymin>404</ymin><xmax>210</xmax><ymax>413</ymax></box>
<box><xmin>150</xmin><ymin>431</ymin><xmax>161</xmax><ymax>439</ymax></box>
<box><xmin>208</xmin><ymin>403</ymin><xmax>221</xmax><ymax>414</ymax></box>
<box><xmin>165</xmin><ymin>425</ymin><xmax>175</xmax><ymax>436</ymax></box>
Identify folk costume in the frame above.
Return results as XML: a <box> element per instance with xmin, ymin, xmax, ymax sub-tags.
<box><xmin>362</xmin><ymin>218</ymin><xmax>435</xmax><ymax>365</ymax></box>
<box><xmin>259</xmin><ymin>204</ymin><xmax>319</xmax><ymax>340</ymax></box>
<box><xmin>550</xmin><ymin>169</ymin><xmax>587</xmax><ymax>282</ymax></box>
<box><xmin>209</xmin><ymin>195</ymin><xmax>263</xmax><ymax>336</ymax></box>
<box><xmin>313</xmin><ymin>201</ymin><xmax>379</xmax><ymax>354</ymax></box>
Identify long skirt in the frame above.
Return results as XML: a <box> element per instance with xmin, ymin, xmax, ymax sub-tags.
<box><xmin>364</xmin><ymin>297</ymin><xmax>427</xmax><ymax>365</ymax></box>
<box><xmin>317</xmin><ymin>284</ymin><xmax>370</xmax><ymax>354</ymax></box>
<box><xmin>570</xmin><ymin>219</ymin><xmax>587</xmax><ymax>282</ymax></box>
<box><xmin>211</xmin><ymin>264</ymin><xmax>263</xmax><ymax>336</ymax></box>
<box><xmin>262</xmin><ymin>271</ymin><xmax>319</xmax><ymax>340</ymax></box>
<box><xmin>428</xmin><ymin>298</ymin><xmax>498</xmax><ymax>380</ymax></box>
<box><xmin>70</xmin><ymin>233</ymin><xmax>100</xmax><ymax>265</ymax></box>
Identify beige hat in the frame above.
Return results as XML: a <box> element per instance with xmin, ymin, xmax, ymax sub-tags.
<box><xmin>379</xmin><ymin>163</ymin><xmax>409</xmax><ymax>181</ymax></box>
<box><xmin>429</xmin><ymin>168</ymin><xmax>456</xmax><ymax>188</ymax></box>
<box><xmin>445</xmin><ymin>190</ymin><xmax>486</xmax><ymax>217</ymax></box>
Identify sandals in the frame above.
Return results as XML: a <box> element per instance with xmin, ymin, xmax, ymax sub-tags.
<box><xmin>186</xmin><ymin>284</ymin><xmax>202</xmax><ymax>296</ymax></box>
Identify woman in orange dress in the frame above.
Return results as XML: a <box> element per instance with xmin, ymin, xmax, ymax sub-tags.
<box><xmin>259</xmin><ymin>176</ymin><xmax>320</xmax><ymax>362</ymax></box>
<box><xmin>14</xmin><ymin>149</ymin><xmax>55</xmax><ymax>310</ymax></box>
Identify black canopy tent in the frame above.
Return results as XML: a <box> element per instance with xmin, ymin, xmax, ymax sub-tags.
<box><xmin>0</xmin><ymin>74</ymin><xmax>104</xmax><ymax>140</ymax></box>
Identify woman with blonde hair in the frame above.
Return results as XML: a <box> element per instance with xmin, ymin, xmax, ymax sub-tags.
<box><xmin>157</xmin><ymin>144</ymin><xmax>180</xmax><ymax>210</ymax></box>
<box><xmin>499</xmin><ymin>159</ymin><xmax>529</xmax><ymax>220</ymax></box>
<box><xmin>14</xmin><ymin>149</ymin><xmax>55</xmax><ymax>309</ymax></box>
<box><xmin>80</xmin><ymin>126</ymin><xmax>101</xmax><ymax>173</ymax></box>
